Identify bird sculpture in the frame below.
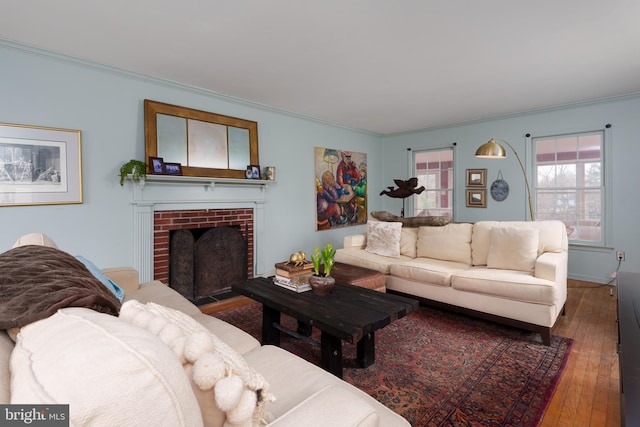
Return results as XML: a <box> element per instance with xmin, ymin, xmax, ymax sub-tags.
<box><xmin>380</xmin><ymin>177</ymin><xmax>425</xmax><ymax>198</ymax></box>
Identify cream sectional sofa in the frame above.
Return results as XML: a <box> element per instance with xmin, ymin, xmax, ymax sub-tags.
<box><xmin>0</xmin><ymin>236</ymin><xmax>409</xmax><ymax>426</ymax></box>
<box><xmin>335</xmin><ymin>220</ymin><xmax>568</xmax><ymax>345</ymax></box>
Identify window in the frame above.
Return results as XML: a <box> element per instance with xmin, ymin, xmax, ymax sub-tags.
<box><xmin>413</xmin><ymin>149</ymin><xmax>453</xmax><ymax>218</ymax></box>
<box><xmin>533</xmin><ymin>131</ymin><xmax>604</xmax><ymax>244</ymax></box>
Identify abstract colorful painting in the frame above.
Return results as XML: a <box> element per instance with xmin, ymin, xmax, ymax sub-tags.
<box><xmin>314</xmin><ymin>147</ymin><xmax>367</xmax><ymax>230</ymax></box>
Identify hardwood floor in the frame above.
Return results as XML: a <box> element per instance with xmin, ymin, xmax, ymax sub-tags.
<box><xmin>202</xmin><ymin>279</ymin><xmax>621</xmax><ymax>426</ymax></box>
<box><xmin>541</xmin><ymin>279</ymin><xmax>620</xmax><ymax>427</ymax></box>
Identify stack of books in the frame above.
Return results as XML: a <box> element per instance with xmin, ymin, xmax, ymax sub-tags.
<box><xmin>273</xmin><ymin>261</ymin><xmax>314</xmax><ymax>292</ymax></box>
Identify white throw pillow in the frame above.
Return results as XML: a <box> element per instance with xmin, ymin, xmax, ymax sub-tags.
<box><xmin>119</xmin><ymin>300</ymin><xmax>274</xmax><ymax>427</ymax></box>
<box><xmin>365</xmin><ymin>221</ymin><xmax>402</xmax><ymax>258</ymax></box>
<box><xmin>487</xmin><ymin>226</ymin><xmax>539</xmax><ymax>272</ymax></box>
<box><xmin>10</xmin><ymin>308</ymin><xmax>203</xmax><ymax>427</ymax></box>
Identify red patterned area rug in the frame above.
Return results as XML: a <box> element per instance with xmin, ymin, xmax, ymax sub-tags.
<box><xmin>214</xmin><ymin>302</ymin><xmax>573</xmax><ymax>427</ymax></box>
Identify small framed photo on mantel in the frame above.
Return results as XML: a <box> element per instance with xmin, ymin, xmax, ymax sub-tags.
<box><xmin>149</xmin><ymin>157</ymin><xmax>164</xmax><ymax>174</ymax></box>
<box><xmin>163</xmin><ymin>162</ymin><xmax>182</xmax><ymax>176</ymax></box>
<box><xmin>246</xmin><ymin>165</ymin><xmax>261</xmax><ymax>179</ymax></box>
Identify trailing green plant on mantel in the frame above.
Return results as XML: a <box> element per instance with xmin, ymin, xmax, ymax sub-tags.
<box><xmin>119</xmin><ymin>159</ymin><xmax>148</xmax><ymax>186</ymax></box>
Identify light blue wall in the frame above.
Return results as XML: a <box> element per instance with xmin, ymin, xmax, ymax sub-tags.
<box><xmin>0</xmin><ymin>42</ymin><xmax>381</xmax><ymax>270</ymax></box>
<box><xmin>382</xmin><ymin>95</ymin><xmax>640</xmax><ymax>283</ymax></box>
<box><xmin>3</xmin><ymin>40</ymin><xmax>638</xmax><ymax>284</ymax></box>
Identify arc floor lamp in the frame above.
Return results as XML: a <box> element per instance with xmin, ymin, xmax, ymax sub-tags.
<box><xmin>475</xmin><ymin>138</ymin><xmax>535</xmax><ymax>221</ymax></box>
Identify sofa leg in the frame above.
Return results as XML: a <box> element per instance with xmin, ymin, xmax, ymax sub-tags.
<box><xmin>541</xmin><ymin>329</ymin><xmax>552</xmax><ymax>346</ymax></box>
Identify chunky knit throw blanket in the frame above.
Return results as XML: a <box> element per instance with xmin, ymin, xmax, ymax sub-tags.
<box><xmin>0</xmin><ymin>245</ymin><xmax>121</xmax><ymax>329</ymax></box>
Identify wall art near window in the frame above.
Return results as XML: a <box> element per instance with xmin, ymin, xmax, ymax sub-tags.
<box><xmin>466</xmin><ymin>189</ymin><xmax>487</xmax><ymax>208</ymax></box>
<box><xmin>314</xmin><ymin>147</ymin><xmax>367</xmax><ymax>230</ymax></box>
<box><xmin>0</xmin><ymin>122</ymin><xmax>82</xmax><ymax>207</ymax></box>
<box><xmin>466</xmin><ymin>168</ymin><xmax>487</xmax><ymax>187</ymax></box>
<box><xmin>490</xmin><ymin>170</ymin><xmax>509</xmax><ymax>201</ymax></box>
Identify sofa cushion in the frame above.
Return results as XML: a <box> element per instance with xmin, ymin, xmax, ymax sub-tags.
<box><xmin>191</xmin><ymin>313</ymin><xmax>261</xmax><ymax>355</ymax></box>
<box><xmin>486</xmin><ymin>227</ymin><xmax>539</xmax><ymax>272</ymax></box>
<box><xmin>267</xmin><ymin>385</ymin><xmax>379</xmax><ymax>427</ymax></box>
<box><xmin>125</xmin><ymin>281</ymin><xmax>202</xmax><ymax>316</ymax></box>
<box><xmin>242</xmin><ymin>345</ymin><xmax>408</xmax><ymax>426</ymax></box>
<box><xmin>12</xmin><ymin>232</ymin><xmax>57</xmax><ymax>248</ymax></box>
<box><xmin>365</xmin><ymin>221</ymin><xmax>402</xmax><ymax>258</ymax></box>
<box><xmin>472</xmin><ymin>221</ymin><xmax>567</xmax><ymax>266</ymax></box>
<box><xmin>416</xmin><ymin>223</ymin><xmax>473</xmax><ymax>265</ymax></box>
<box><xmin>451</xmin><ymin>268</ymin><xmax>560</xmax><ymax>305</ymax></box>
<box><xmin>335</xmin><ymin>249</ymin><xmax>414</xmax><ymax>275</ymax></box>
<box><xmin>0</xmin><ymin>331</ymin><xmax>12</xmax><ymax>404</ymax></box>
<box><xmin>102</xmin><ymin>267</ymin><xmax>141</xmax><ymax>295</ymax></box>
<box><xmin>400</xmin><ymin>227</ymin><xmax>418</xmax><ymax>258</ymax></box>
<box><xmin>390</xmin><ymin>258</ymin><xmax>470</xmax><ymax>287</ymax></box>
<box><xmin>10</xmin><ymin>307</ymin><xmax>204</xmax><ymax>427</ymax></box>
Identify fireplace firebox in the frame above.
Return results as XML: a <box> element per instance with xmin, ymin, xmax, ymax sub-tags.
<box><xmin>169</xmin><ymin>226</ymin><xmax>247</xmax><ymax>302</ymax></box>
<box><xmin>152</xmin><ymin>208</ymin><xmax>254</xmax><ymax>304</ymax></box>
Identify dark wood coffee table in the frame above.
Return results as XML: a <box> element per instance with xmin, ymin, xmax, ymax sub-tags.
<box><xmin>232</xmin><ymin>277</ymin><xmax>419</xmax><ymax>378</ymax></box>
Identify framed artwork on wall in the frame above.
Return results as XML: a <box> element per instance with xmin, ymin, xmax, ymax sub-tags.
<box><xmin>466</xmin><ymin>168</ymin><xmax>487</xmax><ymax>187</ymax></box>
<box><xmin>314</xmin><ymin>147</ymin><xmax>367</xmax><ymax>230</ymax></box>
<box><xmin>466</xmin><ymin>189</ymin><xmax>487</xmax><ymax>207</ymax></box>
<box><xmin>0</xmin><ymin>122</ymin><xmax>82</xmax><ymax>207</ymax></box>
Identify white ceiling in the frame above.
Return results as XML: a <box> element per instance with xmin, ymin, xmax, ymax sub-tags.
<box><xmin>2</xmin><ymin>0</ymin><xmax>640</xmax><ymax>135</ymax></box>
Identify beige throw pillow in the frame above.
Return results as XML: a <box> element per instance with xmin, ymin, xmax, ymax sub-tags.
<box><xmin>12</xmin><ymin>232</ymin><xmax>57</xmax><ymax>248</ymax></box>
<box><xmin>365</xmin><ymin>221</ymin><xmax>402</xmax><ymax>258</ymax></box>
<box><xmin>417</xmin><ymin>223</ymin><xmax>473</xmax><ymax>264</ymax></box>
<box><xmin>487</xmin><ymin>227</ymin><xmax>539</xmax><ymax>272</ymax></box>
<box><xmin>400</xmin><ymin>227</ymin><xmax>419</xmax><ymax>258</ymax></box>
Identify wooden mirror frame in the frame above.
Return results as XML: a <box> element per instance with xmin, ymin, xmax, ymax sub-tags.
<box><xmin>144</xmin><ymin>99</ymin><xmax>259</xmax><ymax>179</ymax></box>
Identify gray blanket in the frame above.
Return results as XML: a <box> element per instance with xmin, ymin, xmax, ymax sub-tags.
<box><xmin>0</xmin><ymin>245</ymin><xmax>121</xmax><ymax>329</ymax></box>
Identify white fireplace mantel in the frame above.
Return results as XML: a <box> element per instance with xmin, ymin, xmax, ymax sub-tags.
<box><xmin>128</xmin><ymin>176</ymin><xmax>271</xmax><ymax>282</ymax></box>
<box><xmin>130</xmin><ymin>174</ymin><xmax>274</xmax><ymax>191</ymax></box>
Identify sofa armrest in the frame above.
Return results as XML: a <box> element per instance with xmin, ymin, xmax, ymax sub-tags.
<box><xmin>267</xmin><ymin>385</ymin><xmax>379</xmax><ymax>427</ymax></box>
<box><xmin>534</xmin><ymin>251</ymin><xmax>568</xmax><ymax>284</ymax></box>
<box><xmin>344</xmin><ymin>234</ymin><xmax>367</xmax><ymax>250</ymax></box>
<box><xmin>102</xmin><ymin>267</ymin><xmax>140</xmax><ymax>295</ymax></box>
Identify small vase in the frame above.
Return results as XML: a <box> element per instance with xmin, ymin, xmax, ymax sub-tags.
<box><xmin>309</xmin><ymin>275</ymin><xmax>336</xmax><ymax>296</ymax></box>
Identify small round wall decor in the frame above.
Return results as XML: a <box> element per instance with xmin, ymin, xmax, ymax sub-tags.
<box><xmin>490</xmin><ymin>171</ymin><xmax>509</xmax><ymax>202</ymax></box>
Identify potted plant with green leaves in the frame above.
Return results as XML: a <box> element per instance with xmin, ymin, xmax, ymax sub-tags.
<box><xmin>119</xmin><ymin>159</ymin><xmax>148</xmax><ymax>186</ymax></box>
<box><xmin>309</xmin><ymin>243</ymin><xmax>337</xmax><ymax>296</ymax></box>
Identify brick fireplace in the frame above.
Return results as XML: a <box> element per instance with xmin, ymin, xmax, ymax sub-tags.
<box><xmin>152</xmin><ymin>208</ymin><xmax>254</xmax><ymax>286</ymax></box>
<box><xmin>130</xmin><ymin>175</ymin><xmax>269</xmax><ymax>284</ymax></box>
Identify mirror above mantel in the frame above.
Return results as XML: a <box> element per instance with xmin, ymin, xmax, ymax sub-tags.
<box><xmin>144</xmin><ymin>99</ymin><xmax>259</xmax><ymax>179</ymax></box>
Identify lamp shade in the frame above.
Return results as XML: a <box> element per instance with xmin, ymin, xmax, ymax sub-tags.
<box><xmin>475</xmin><ymin>139</ymin><xmax>506</xmax><ymax>158</ymax></box>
